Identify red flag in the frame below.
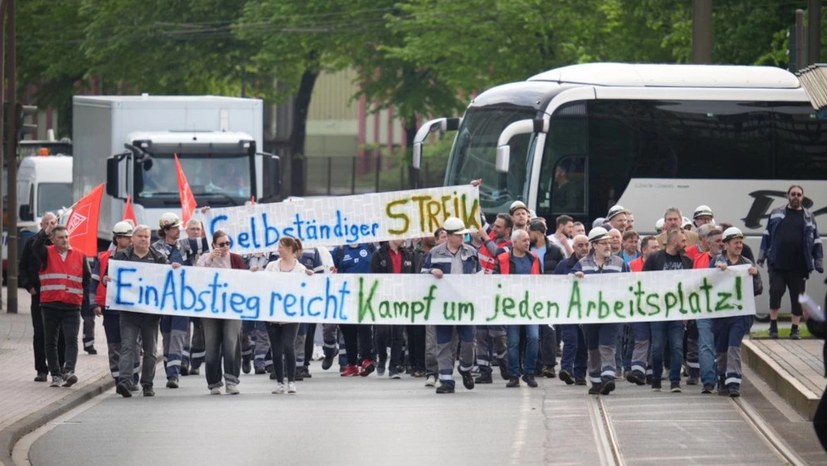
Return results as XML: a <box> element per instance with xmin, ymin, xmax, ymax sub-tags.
<box><xmin>123</xmin><ymin>194</ymin><xmax>137</xmax><ymax>225</ymax></box>
<box><xmin>65</xmin><ymin>183</ymin><xmax>104</xmax><ymax>257</ymax></box>
<box><xmin>174</xmin><ymin>154</ymin><xmax>197</xmax><ymax>225</ymax></box>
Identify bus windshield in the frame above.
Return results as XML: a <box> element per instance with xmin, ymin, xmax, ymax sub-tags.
<box><xmin>445</xmin><ymin>105</ymin><xmax>537</xmax><ymax>216</ymax></box>
<box><xmin>137</xmin><ymin>153</ymin><xmax>251</xmax><ymax>207</ymax></box>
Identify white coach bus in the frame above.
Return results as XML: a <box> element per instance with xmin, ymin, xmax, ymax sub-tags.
<box><xmin>414</xmin><ymin>63</ymin><xmax>827</xmax><ymax>319</ymax></box>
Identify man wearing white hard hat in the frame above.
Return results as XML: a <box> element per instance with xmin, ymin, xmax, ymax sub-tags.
<box><xmin>152</xmin><ymin>212</ymin><xmax>190</xmax><ymax>389</ymax></box>
<box><xmin>510</xmin><ymin>201</ymin><xmax>531</xmax><ymax>231</ymax></box>
<box><xmin>606</xmin><ymin>205</ymin><xmax>629</xmax><ymax>233</ymax></box>
<box><xmin>713</xmin><ymin>227</ymin><xmax>763</xmax><ymax>397</ymax></box>
<box><xmin>693</xmin><ymin>205</ymin><xmax>715</xmax><ymax>229</ymax></box>
<box><xmin>90</xmin><ymin>221</ymin><xmax>136</xmax><ymax>382</ymax></box>
<box><xmin>421</xmin><ymin>217</ymin><xmax>480</xmax><ymax>394</ymax></box>
<box><xmin>571</xmin><ymin>227</ymin><xmax>630</xmax><ymax>396</ymax></box>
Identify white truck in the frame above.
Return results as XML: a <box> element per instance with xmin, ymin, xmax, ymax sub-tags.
<box><xmin>73</xmin><ymin>95</ymin><xmax>281</xmax><ymax>244</ymax></box>
<box><xmin>17</xmin><ymin>155</ymin><xmax>73</xmax><ymax>233</ymax></box>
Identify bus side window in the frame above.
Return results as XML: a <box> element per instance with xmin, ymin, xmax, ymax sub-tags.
<box><xmin>550</xmin><ymin>156</ymin><xmax>586</xmax><ymax>214</ymax></box>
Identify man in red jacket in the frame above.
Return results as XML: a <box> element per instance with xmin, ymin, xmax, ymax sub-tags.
<box><xmin>495</xmin><ymin>229</ymin><xmax>542</xmax><ymax>388</ymax></box>
<box><xmin>34</xmin><ymin>225</ymin><xmax>91</xmax><ymax>388</ymax></box>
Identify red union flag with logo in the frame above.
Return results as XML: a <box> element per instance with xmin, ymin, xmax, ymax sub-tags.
<box><xmin>174</xmin><ymin>154</ymin><xmax>197</xmax><ymax>225</ymax></box>
<box><xmin>65</xmin><ymin>183</ymin><xmax>104</xmax><ymax>257</ymax></box>
<box><xmin>123</xmin><ymin>194</ymin><xmax>137</xmax><ymax>224</ymax></box>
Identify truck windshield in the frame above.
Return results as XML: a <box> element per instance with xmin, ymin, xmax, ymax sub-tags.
<box><xmin>137</xmin><ymin>153</ymin><xmax>251</xmax><ymax>206</ymax></box>
<box><xmin>445</xmin><ymin>105</ymin><xmax>536</xmax><ymax>216</ymax></box>
<box><xmin>38</xmin><ymin>183</ymin><xmax>73</xmax><ymax>217</ymax></box>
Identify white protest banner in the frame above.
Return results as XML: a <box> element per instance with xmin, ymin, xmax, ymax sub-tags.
<box><xmin>107</xmin><ymin>261</ymin><xmax>755</xmax><ymax>325</ymax></box>
<box><xmin>198</xmin><ymin>185</ymin><xmax>480</xmax><ymax>253</ymax></box>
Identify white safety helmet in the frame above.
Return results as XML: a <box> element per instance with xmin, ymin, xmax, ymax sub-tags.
<box><xmin>442</xmin><ymin>217</ymin><xmax>469</xmax><ymax>235</ymax></box>
<box><xmin>693</xmin><ymin>205</ymin><xmax>714</xmax><ymax>219</ymax></box>
<box><xmin>112</xmin><ymin>221</ymin><xmax>134</xmax><ymax>237</ymax></box>
<box><xmin>655</xmin><ymin>218</ymin><xmax>665</xmax><ymax>234</ymax></box>
<box><xmin>722</xmin><ymin>227</ymin><xmax>744</xmax><ymax>242</ymax></box>
<box><xmin>606</xmin><ymin>205</ymin><xmax>628</xmax><ymax>221</ymax></box>
<box><xmin>159</xmin><ymin>212</ymin><xmax>182</xmax><ymax>230</ymax></box>
<box><xmin>587</xmin><ymin>227</ymin><xmax>611</xmax><ymax>243</ymax></box>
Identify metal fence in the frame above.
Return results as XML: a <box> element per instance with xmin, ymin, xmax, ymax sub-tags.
<box><xmin>305</xmin><ymin>153</ymin><xmax>444</xmax><ymax>195</ymax></box>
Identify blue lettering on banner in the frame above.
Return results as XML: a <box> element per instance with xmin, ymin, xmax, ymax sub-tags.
<box><xmin>268</xmin><ymin>277</ymin><xmax>351</xmax><ymax>321</ymax></box>
<box><xmin>114</xmin><ymin>267</ymin><xmax>138</xmax><ymax>305</ymax></box>
<box><xmin>210</xmin><ymin>210</ymin><xmax>381</xmax><ymax>249</ymax></box>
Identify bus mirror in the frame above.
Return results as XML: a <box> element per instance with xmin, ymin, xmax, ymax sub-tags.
<box><xmin>413</xmin><ymin>142</ymin><xmax>423</xmax><ymax>169</ymax></box>
<box><xmin>496</xmin><ymin>146</ymin><xmax>510</xmax><ymax>173</ymax></box>
<box><xmin>261</xmin><ymin>154</ymin><xmax>282</xmax><ymax>201</ymax></box>
<box><xmin>106</xmin><ymin>157</ymin><xmax>120</xmax><ymax>198</ymax></box>
<box><xmin>412</xmin><ymin>117</ymin><xmax>461</xmax><ymax>169</ymax></box>
<box><xmin>19</xmin><ymin>204</ymin><xmax>33</xmax><ymax>221</ymax></box>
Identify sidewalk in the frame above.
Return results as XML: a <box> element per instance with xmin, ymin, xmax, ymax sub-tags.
<box><xmin>0</xmin><ymin>289</ymin><xmax>113</xmax><ymax>466</ymax></box>
<box><xmin>744</xmin><ymin>336</ymin><xmax>827</xmax><ymax>420</ymax></box>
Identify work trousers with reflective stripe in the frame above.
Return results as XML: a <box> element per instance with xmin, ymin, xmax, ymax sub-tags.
<box><xmin>584</xmin><ymin>323</ymin><xmax>621</xmax><ymax>384</ymax></box>
<box><xmin>475</xmin><ymin>325</ymin><xmax>506</xmax><ymax>376</ymax></box>
<box><xmin>714</xmin><ymin>316</ymin><xmax>752</xmax><ymax>389</ymax></box>
<box><xmin>189</xmin><ymin>318</ymin><xmax>206</xmax><ymax>370</ymax></box>
<box><xmin>629</xmin><ymin>322</ymin><xmax>650</xmax><ymax>376</ymax></box>
<box><xmin>322</xmin><ymin>324</ymin><xmax>339</xmax><ymax>361</ymax></box>
<box><xmin>103</xmin><ymin>312</ymin><xmax>124</xmax><ymax>380</ymax></box>
<box><xmin>252</xmin><ymin>321</ymin><xmax>272</xmax><ymax>370</ymax></box>
<box><xmin>161</xmin><ymin>315</ymin><xmax>189</xmax><ymax>380</ymax></box>
<box><xmin>436</xmin><ymin>325</ymin><xmax>474</xmax><ymax>388</ymax></box>
<box><xmin>81</xmin><ymin>304</ymin><xmax>95</xmax><ymax>351</ymax></box>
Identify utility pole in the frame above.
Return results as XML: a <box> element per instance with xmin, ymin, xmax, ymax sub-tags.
<box><xmin>793</xmin><ymin>10</ymin><xmax>807</xmax><ymax>72</ymax></box>
<box><xmin>4</xmin><ymin>0</ymin><xmax>16</xmax><ymax>313</ymax></box>
<box><xmin>692</xmin><ymin>0</ymin><xmax>713</xmax><ymax>64</ymax></box>
<box><xmin>0</xmin><ymin>0</ymin><xmax>6</xmax><ymax>312</ymax></box>
<box><xmin>808</xmin><ymin>0</ymin><xmax>822</xmax><ymax>66</ymax></box>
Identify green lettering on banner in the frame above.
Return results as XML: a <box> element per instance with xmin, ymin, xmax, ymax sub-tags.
<box><xmin>646</xmin><ymin>293</ymin><xmax>661</xmax><ymax>316</ymax></box>
<box><xmin>443</xmin><ymin>301</ymin><xmax>475</xmax><ymax>322</ymax></box>
<box><xmin>567</xmin><ymin>281</ymin><xmax>582</xmax><ymax>319</ymax></box>
<box><xmin>107</xmin><ymin>259</ymin><xmax>757</xmax><ymax>325</ymax></box>
<box><xmin>699</xmin><ymin>277</ymin><xmax>713</xmax><ymax>313</ymax></box>
<box><xmin>358</xmin><ymin>277</ymin><xmax>378</xmax><ymax>323</ymax></box>
<box><xmin>385</xmin><ymin>198</ymin><xmax>410</xmax><ymax>235</ymax></box>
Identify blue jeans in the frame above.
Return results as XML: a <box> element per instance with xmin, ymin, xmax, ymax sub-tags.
<box><xmin>650</xmin><ymin>321</ymin><xmax>684</xmax><ymax>384</ymax></box>
<box><xmin>696</xmin><ymin>318</ymin><xmax>716</xmax><ymax>387</ymax></box>
<box><xmin>507</xmin><ymin>325</ymin><xmax>539</xmax><ymax>378</ymax></box>
<box><xmin>560</xmin><ymin>324</ymin><xmax>587</xmax><ymax>379</ymax></box>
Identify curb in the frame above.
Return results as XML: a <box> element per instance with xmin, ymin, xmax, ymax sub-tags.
<box><xmin>0</xmin><ymin>375</ymin><xmax>114</xmax><ymax>466</ymax></box>
<box><xmin>742</xmin><ymin>339</ymin><xmax>821</xmax><ymax>421</ymax></box>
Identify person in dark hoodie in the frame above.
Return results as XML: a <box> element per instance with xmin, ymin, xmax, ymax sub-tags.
<box><xmin>371</xmin><ymin>240</ymin><xmax>418</xmax><ymax>377</ymax></box>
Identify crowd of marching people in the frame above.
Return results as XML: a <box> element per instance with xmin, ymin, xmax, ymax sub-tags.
<box><xmin>20</xmin><ymin>184</ymin><xmax>822</xmax><ymax>399</ymax></box>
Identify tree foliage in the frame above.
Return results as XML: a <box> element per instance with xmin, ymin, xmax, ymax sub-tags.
<box><xmin>16</xmin><ymin>0</ymin><xmax>827</xmax><ymax>143</ymax></box>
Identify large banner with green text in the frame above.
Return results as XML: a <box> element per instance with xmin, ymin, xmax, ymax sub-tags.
<box><xmin>198</xmin><ymin>185</ymin><xmax>481</xmax><ymax>253</ymax></box>
<box><xmin>107</xmin><ymin>261</ymin><xmax>756</xmax><ymax>325</ymax></box>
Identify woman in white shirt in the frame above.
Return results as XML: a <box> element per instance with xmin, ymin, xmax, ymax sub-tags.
<box><xmin>265</xmin><ymin>237</ymin><xmax>312</xmax><ymax>394</ymax></box>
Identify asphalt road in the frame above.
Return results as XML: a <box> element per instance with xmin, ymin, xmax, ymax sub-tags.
<box><xmin>23</xmin><ymin>361</ymin><xmax>827</xmax><ymax>466</ymax></box>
